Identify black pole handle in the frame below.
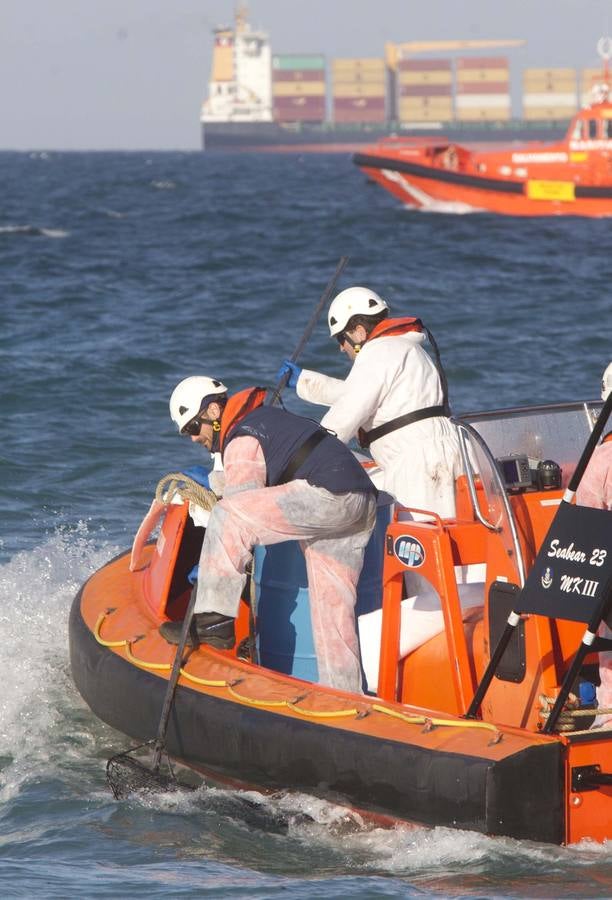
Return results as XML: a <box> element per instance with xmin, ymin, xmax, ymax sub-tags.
<box><xmin>567</xmin><ymin>391</ymin><xmax>612</xmax><ymax>495</ymax></box>
<box><xmin>268</xmin><ymin>255</ymin><xmax>349</xmax><ymax>406</ymax></box>
<box><xmin>151</xmin><ymin>584</ymin><xmax>200</xmax><ymax>772</ymax></box>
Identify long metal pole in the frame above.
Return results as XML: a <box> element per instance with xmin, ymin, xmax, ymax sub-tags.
<box><xmin>268</xmin><ymin>255</ymin><xmax>349</xmax><ymax>406</ymax></box>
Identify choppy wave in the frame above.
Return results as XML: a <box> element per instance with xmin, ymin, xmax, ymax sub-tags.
<box><xmin>0</xmin><ymin>223</ymin><xmax>69</xmax><ymax>238</ymax></box>
<box><xmin>0</xmin><ymin>526</ymin><xmax>118</xmax><ymax>801</ymax></box>
<box><xmin>100</xmin><ymin>208</ymin><xmax>126</xmax><ymax>219</ymax></box>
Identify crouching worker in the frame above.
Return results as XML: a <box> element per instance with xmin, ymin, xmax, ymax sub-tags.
<box><xmin>160</xmin><ymin>375</ymin><xmax>378</xmax><ymax>694</ymax></box>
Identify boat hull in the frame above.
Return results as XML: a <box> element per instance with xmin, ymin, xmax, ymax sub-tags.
<box><xmin>70</xmin><ymin>549</ymin><xmax>565</xmax><ymax>843</ymax></box>
<box><xmin>354</xmin><ymin>151</ymin><xmax>612</xmax><ymax>217</ymax></box>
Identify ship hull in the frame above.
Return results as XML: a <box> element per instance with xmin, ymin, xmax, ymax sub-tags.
<box><xmin>201</xmin><ymin>120</ymin><xmax>569</xmax><ymax>152</ymax></box>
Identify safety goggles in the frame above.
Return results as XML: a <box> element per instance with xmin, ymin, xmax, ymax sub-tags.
<box><xmin>181</xmin><ymin>414</ymin><xmax>208</xmax><ymax>436</ymax></box>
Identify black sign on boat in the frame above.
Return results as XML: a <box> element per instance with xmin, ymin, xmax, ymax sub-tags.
<box><xmin>519</xmin><ymin>502</ymin><xmax>612</xmax><ymax>625</ymax></box>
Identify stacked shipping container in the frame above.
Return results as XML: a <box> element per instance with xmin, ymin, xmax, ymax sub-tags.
<box><xmin>396</xmin><ymin>58</ymin><xmax>453</xmax><ymax>122</ymax></box>
<box><xmin>456</xmin><ymin>56</ymin><xmax>511</xmax><ymax>121</ymax></box>
<box><xmin>268</xmin><ymin>50</ymin><xmax>600</xmax><ymax>128</ymax></box>
<box><xmin>271</xmin><ymin>54</ymin><xmax>326</xmax><ymax>122</ymax></box>
<box><xmin>522</xmin><ymin>68</ymin><xmax>577</xmax><ymax>120</ymax></box>
<box><xmin>332</xmin><ymin>58</ymin><xmax>386</xmax><ymax>123</ymax></box>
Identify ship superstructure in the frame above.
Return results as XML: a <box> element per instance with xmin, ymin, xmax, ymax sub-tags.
<box><xmin>200</xmin><ymin>4</ymin><xmax>272</xmax><ymax>126</ymax></box>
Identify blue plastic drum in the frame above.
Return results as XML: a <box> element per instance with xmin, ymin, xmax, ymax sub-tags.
<box><xmin>253</xmin><ymin>494</ymin><xmax>393</xmax><ymax>682</ymax></box>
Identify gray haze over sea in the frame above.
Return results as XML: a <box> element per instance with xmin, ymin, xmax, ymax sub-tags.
<box><xmin>0</xmin><ymin>150</ymin><xmax>610</xmax><ymax>897</ymax></box>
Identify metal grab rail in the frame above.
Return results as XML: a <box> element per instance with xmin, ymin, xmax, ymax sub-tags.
<box><xmin>453</xmin><ymin>419</ymin><xmax>526</xmax><ymax>588</ymax></box>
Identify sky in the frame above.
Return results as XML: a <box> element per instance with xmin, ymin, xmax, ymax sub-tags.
<box><xmin>0</xmin><ymin>0</ymin><xmax>610</xmax><ymax>150</ymax></box>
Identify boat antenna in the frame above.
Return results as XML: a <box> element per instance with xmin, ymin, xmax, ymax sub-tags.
<box><xmin>596</xmin><ymin>36</ymin><xmax>612</xmax><ymax>101</ymax></box>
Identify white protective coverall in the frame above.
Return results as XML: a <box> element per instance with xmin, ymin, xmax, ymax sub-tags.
<box><xmin>296</xmin><ymin>331</ymin><xmax>463</xmax><ymax>518</ymax></box>
<box><xmin>576</xmin><ymin>438</ymin><xmax>612</xmax><ymax>727</ymax></box>
<box><xmin>194</xmin><ymin>435</ymin><xmax>377</xmax><ymax>694</ymax></box>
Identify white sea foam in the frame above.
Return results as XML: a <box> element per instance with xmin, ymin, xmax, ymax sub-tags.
<box><xmin>0</xmin><ymin>524</ymin><xmax>118</xmax><ymax>800</ymax></box>
<box><xmin>151</xmin><ymin>180</ymin><xmax>176</xmax><ymax>190</ymax></box>
<box><xmin>138</xmin><ymin>783</ymin><xmax>612</xmax><ymax>873</ymax></box>
<box><xmin>417</xmin><ymin>203</ymin><xmax>481</xmax><ymax>215</ymax></box>
<box><xmin>0</xmin><ymin>224</ymin><xmax>69</xmax><ymax>238</ymax></box>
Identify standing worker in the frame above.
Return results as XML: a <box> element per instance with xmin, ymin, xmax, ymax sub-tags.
<box><xmin>160</xmin><ymin>375</ymin><xmax>378</xmax><ymax>694</ymax></box>
<box><xmin>277</xmin><ymin>286</ymin><xmax>463</xmax><ymax>518</ymax></box>
<box><xmin>576</xmin><ymin>361</ymin><xmax>612</xmax><ymax>727</ymax></box>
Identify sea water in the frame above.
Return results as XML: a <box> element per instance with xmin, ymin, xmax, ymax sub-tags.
<box><xmin>0</xmin><ymin>150</ymin><xmax>611</xmax><ymax>897</ymax></box>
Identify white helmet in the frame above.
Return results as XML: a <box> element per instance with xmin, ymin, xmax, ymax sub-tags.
<box><xmin>327</xmin><ymin>286</ymin><xmax>389</xmax><ymax>337</ymax></box>
<box><xmin>169</xmin><ymin>375</ymin><xmax>228</xmax><ymax>433</ymax></box>
<box><xmin>602</xmin><ymin>361</ymin><xmax>612</xmax><ymax>401</ymax></box>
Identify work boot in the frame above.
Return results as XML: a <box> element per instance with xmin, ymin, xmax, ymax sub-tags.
<box><xmin>159</xmin><ymin>612</ymin><xmax>235</xmax><ymax>649</ymax></box>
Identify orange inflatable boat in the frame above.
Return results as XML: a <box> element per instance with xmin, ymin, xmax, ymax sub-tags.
<box><xmin>70</xmin><ymin>398</ymin><xmax>612</xmax><ymax>844</ymax></box>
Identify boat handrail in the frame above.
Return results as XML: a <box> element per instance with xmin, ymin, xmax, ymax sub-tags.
<box><xmin>458</xmin><ymin>399</ymin><xmax>601</xmax><ymax>421</ymax></box>
<box><xmin>454</xmin><ymin>419</ymin><xmax>527</xmax><ymax>587</ymax></box>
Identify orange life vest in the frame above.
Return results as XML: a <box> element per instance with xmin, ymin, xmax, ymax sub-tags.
<box><xmin>363</xmin><ymin>316</ymin><xmax>424</xmax><ymax>344</ymax></box>
<box><xmin>218</xmin><ymin>387</ymin><xmax>267</xmax><ymax>453</ymax></box>
<box><xmin>357</xmin><ymin>315</ymin><xmax>451</xmax><ymax>448</ymax></box>
<box><xmin>363</xmin><ymin>315</ymin><xmax>451</xmax><ymax>422</ymax></box>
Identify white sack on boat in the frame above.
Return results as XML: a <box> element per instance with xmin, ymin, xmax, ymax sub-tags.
<box><xmin>358</xmin><ymin>566</ymin><xmax>485</xmax><ymax>693</ymax></box>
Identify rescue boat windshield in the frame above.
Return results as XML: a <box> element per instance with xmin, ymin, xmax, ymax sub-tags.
<box><xmin>456</xmin><ymin>401</ymin><xmax>602</xmax><ymax>585</ymax></box>
<box><xmin>461</xmin><ymin>401</ymin><xmax>601</xmax><ymax>488</ymax></box>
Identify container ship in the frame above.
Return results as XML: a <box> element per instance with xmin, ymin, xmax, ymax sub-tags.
<box><xmin>200</xmin><ymin>6</ymin><xmax>603</xmax><ymax>152</ymax></box>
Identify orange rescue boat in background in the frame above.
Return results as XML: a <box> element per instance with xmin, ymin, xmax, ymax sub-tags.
<box><xmin>354</xmin><ymin>42</ymin><xmax>612</xmax><ymax>217</ymax></box>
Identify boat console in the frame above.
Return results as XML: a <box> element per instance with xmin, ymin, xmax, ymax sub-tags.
<box><xmin>376</xmin><ymin>400</ymin><xmax>606</xmax><ymax>729</ymax></box>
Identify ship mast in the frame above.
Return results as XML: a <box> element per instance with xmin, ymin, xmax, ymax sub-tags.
<box><xmin>235</xmin><ymin>2</ymin><xmax>248</xmax><ymax>34</ymax></box>
<box><xmin>597</xmin><ymin>36</ymin><xmax>611</xmax><ymax>98</ymax></box>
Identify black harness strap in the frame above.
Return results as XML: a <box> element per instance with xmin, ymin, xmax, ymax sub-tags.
<box><xmin>358</xmin><ymin>404</ymin><xmax>446</xmax><ymax>449</ymax></box>
<box><xmin>276</xmin><ymin>429</ymin><xmax>328</xmax><ymax>485</ymax></box>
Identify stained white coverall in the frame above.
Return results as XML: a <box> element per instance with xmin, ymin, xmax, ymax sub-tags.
<box><xmin>577</xmin><ymin>439</ymin><xmax>612</xmax><ymax>727</ymax></box>
<box><xmin>296</xmin><ymin>331</ymin><xmax>463</xmax><ymax>518</ymax></box>
<box><xmin>194</xmin><ymin>435</ymin><xmax>377</xmax><ymax>693</ymax></box>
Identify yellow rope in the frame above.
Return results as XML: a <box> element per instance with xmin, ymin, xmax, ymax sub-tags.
<box><xmin>98</xmin><ymin>620</ymin><xmax>603</xmax><ymax>738</ymax></box>
<box><xmin>539</xmin><ymin>694</ymin><xmax>612</xmax><ymax>717</ymax></box>
<box><xmin>155</xmin><ymin>473</ymin><xmax>218</xmax><ymax>511</ymax></box>
<box><xmin>181</xmin><ymin>669</ymin><xmax>232</xmax><ymax>689</ymax></box>
<box><xmin>226</xmin><ymin>684</ymin><xmax>360</xmax><ymax>717</ymax></box>
<box><xmin>286</xmin><ymin>703</ymin><xmax>360</xmax><ymax>719</ymax></box>
<box><xmin>94</xmin><ymin>615</ymin><xmax>499</xmax><ymax>733</ymax></box>
<box><xmin>372</xmin><ymin>703</ymin><xmax>501</xmax><ymax>734</ymax></box>
<box><xmin>94</xmin><ymin>612</ymin><xmax>128</xmax><ymax>648</ymax></box>
<box><xmin>538</xmin><ymin>693</ymin><xmax>612</xmax><ymax>732</ymax></box>
<box><xmin>125</xmin><ymin>641</ymin><xmax>171</xmax><ymax>671</ymax></box>
<box><xmin>125</xmin><ymin>636</ymin><xmax>229</xmax><ymax>686</ymax></box>
<box><xmin>227</xmin><ymin>684</ymin><xmax>291</xmax><ymax>707</ymax></box>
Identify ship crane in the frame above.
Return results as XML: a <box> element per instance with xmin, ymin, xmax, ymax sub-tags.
<box><xmin>385</xmin><ymin>38</ymin><xmax>526</xmax><ymax>70</ymax></box>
